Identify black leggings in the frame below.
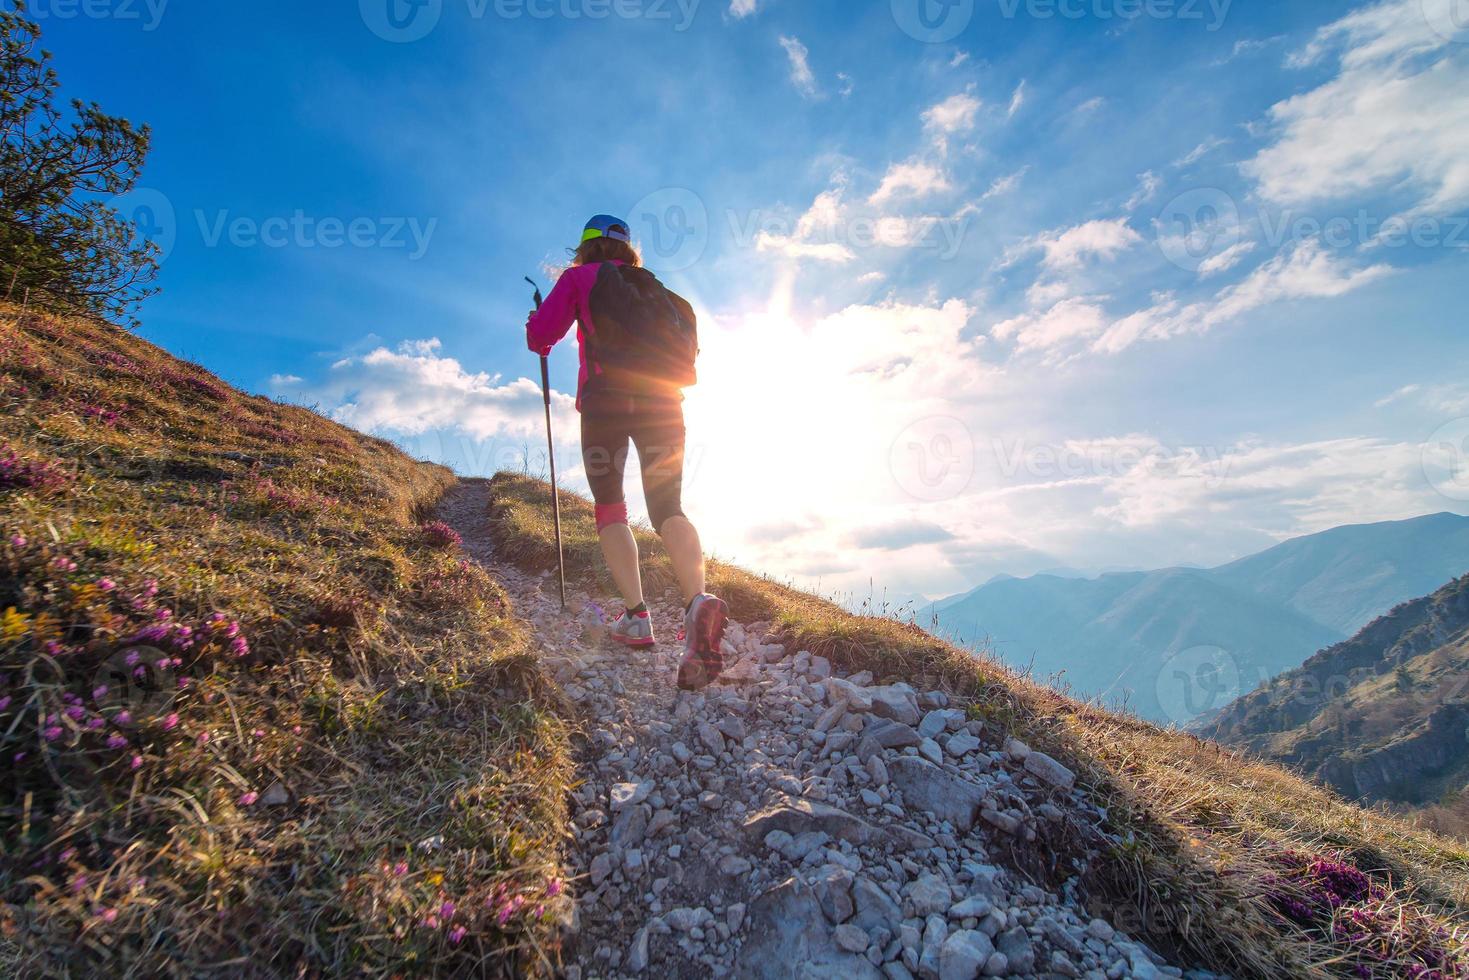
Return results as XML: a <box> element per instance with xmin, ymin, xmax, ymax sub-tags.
<box><xmin>580</xmin><ymin>392</ymin><xmax>687</xmax><ymax>534</ymax></box>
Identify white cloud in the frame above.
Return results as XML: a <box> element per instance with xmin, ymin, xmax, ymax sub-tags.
<box><xmin>1014</xmin><ymin>218</ymin><xmax>1143</xmax><ymax>273</ymax></box>
<box><xmin>728</xmin><ymin>0</ymin><xmax>758</xmax><ymax>18</ymax></box>
<box><xmin>951</xmin><ymin>51</ymin><xmax>971</xmax><ymax>69</ymax></box>
<box><xmin>1124</xmin><ymin>171</ymin><xmax>1162</xmax><ymax>212</ymax></box>
<box><xmin>778</xmin><ymin>35</ymin><xmax>820</xmax><ymax>99</ymax></box>
<box><xmin>1197</xmin><ymin>240</ymin><xmax>1257</xmax><ymax>277</ymax></box>
<box><xmin>755</xmin><ymin>232</ymin><xmax>856</xmax><ymax>263</ymax></box>
<box><xmin>982</xmin><ymin>168</ymin><xmax>1028</xmax><ymax>200</ymax></box>
<box><xmin>313</xmin><ymin>338</ymin><xmax>570</xmax><ymax>440</ymax></box>
<box><xmin>1075</xmin><ymin>96</ymin><xmax>1105</xmax><ymax>115</ymax></box>
<box><xmin>1174</xmin><ymin>137</ymin><xmax>1228</xmax><ymax>168</ymax></box>
<box><xmin>1008</xmin><ymin>81</ymin><xmax>1027</xmax><ymax>118</ymax></box>
<box><xmin>1245</xmin><ymin>0</ymin><xmax>1469</xmax><ymax>217</ymax></box>
<box><xmin>923</xmin><ymin>92</ymin><xmax>982</xmax><ymax>134</ymax></box>
<box><xmin>269</xmin><ymin>373</ymin><xmax>303</xmax><ymax>386</ymax></box>
<box><xmin>1376</xmin><ymin>381</ymin><xmax>1469</xmax><ymax>415</ymax></box>
<box><xmin>869</xmin><ymin>161</ymin><xmax>953</xmax><ymax>205</ymax></box>
<box><xmin>1093</xmin><ymin>239</ymin><xmax>1392</xmax><ymax>354</ymax></box>
<box><xmin>993</xmin><ymin>297</ymin><xmax>1109</xmax><ymax>354</ymax></box>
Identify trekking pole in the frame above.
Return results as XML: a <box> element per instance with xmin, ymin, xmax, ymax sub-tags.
<box><xmin>526</xmin><ymin>276</ymin><xmax>567</xmax><ymax>611</ymax></box>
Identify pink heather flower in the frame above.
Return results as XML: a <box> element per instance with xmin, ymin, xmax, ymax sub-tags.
<box><xmin>96</xmin><ymin>578</ymin><xmax>116</xmax><ymax>592</ymax></box>
<box><xmin>107</xmin><ymin>735</ymin><xmax>127</xmax><ymax>750</ymax></box>
<box><xmin>448</xmin><ymin>925</ymin><xmax>467</xmax><ymax>944</ymax></box>
<box><xmin>10</xmin><ymin>535</ymin><xmax>26</xmax><ymax>548</ymax></box>
<box><xmin>292</xmin><ymin>725</ymin><xmax>302</xmax><ymax>735</ymax></box>
<box><xmin>196</xmin><ymin>732</ymin><xmax>210</xmax><ymax>745</ymax></box>
<box><xmin>130</xmin><ymin>755</ymin><xmax>143</xmax><ymax>770</ymax></box>
<box><xmin>155</xmin><ymin>658</ymin><xmax>170</xmax><ymax>671</ymax></box>
<box><xmin>70</xmin><ymin>874</ymin><xmax>88</xmax><ymax>893</ymax></box>
<box><xmin>98</xmin><ymin>908</ymin><xmax>118</xmax><ymax>923</ymax></box>
<box><xmin>162</xmin><ymin>713</ymin><xmax>179</xmax><ymax>731</ymax></box>
<box><xmin>87</xmin><ymin>717</ymin><xmax>104</xmax><ymax>730</ymax></box>
<box><xmin>125</xmin><ymin>650</ymin><xmax>141</xmax><ymax>667</ymax></box>
<box><xmin>439</xmin><ymin>901</ymin><xmax>456</xmax><ymax>919</ymax></box>
<box><xmin>496</xmin><ymin>904</ymin><xmax>513</xmax><ymax>927</ymax></box>
<box><xmin>0</xmin><ymin>696</ymin><xmax>11</xmax><ymax>712</ymax></box>
<box><xmin>251</xmin><ymin>729</ymin><xmax>264</xmax><ymax>739</ymax></box>
<box><xmin>133</xmin><ymin>667</ymin><xmax>146</xmax><ymax>680</ymax></box>
<box><xmin>63</xmin><ymin>693</ymin><xmax>80</xmax><ymax>705</ymax></box>
<box><xmin>43</xmin><ymin>640</ymin><xmax>63</xmax><ymax>656</ymax></box>
<box><xmin>142</xmin><ymin>580</ymin><xmax>158</xmax><ymax>597</ymax></box>
<box><xmin>14</xmin><ymin>751</ymin><xmax>27</xmax><ymax>763</ymax></box>
<box><xmin>546</xmin><ymin>878</ymin><xmax>563</xmax><ymax>897</ymax></box>
<box><xmin>230</xmin><ymin>636</ymin><xmax>249</xmax><ymax>657</ymax></box>
<box><xmin>177</xmin><ymin>678</ymin><xmax>190</xmax><ymax>690</ymax></box>
<box><xmin>59</xmin><ymin>847</ymin><xmax>77</xmax><ymax>863</ymax></box>
<box><xmin>66</xmin><ymin>705</ymin><xmax>85</xmax><ymax>721</ymax></box>
<box><xmin>393</xmin><ymin>861</ymin><xmax>409</xmax><ymax>877</ymax></box>
<box><xmin>154</xmin><ymin>608</ymin><xmax>172</xmax><ymax>621</ymax></box>
<box><xmin>43</xmin><ymin>726</ymin><xmax>64</xmax><ymax>741</ymax></box>
<box><xmin>238</xmin><ymin>791</ymin><xmax>258</xmax><ymax>806</ymax></box>
<box><xmin>115</xmin><ymin>710</ymin><xmax>131</xmax><ymax>725</ymax></box>
<box><xmin>423</xmin><ymin>916</ymin><xmax>440</xmax><ymax>930</ymax></box>
<box><xmin>92</xmin><ymin>685</ymin><xmax>108</xmax><ymax>700</ymax></box>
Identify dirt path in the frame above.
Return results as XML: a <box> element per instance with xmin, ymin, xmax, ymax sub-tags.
<box><xmin>437</xmin><ymin>481</ymin><xmax>1209</xmax><ymax>980</ymax></box>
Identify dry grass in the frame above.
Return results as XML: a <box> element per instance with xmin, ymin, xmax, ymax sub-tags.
<box><xmin>0</xmin><ymin>309</ymin><xmax>573</xmax><ymax>977</ymax></box>
<box><xmin>487</xmin><ymin>471</ymin><xmax>1469</xmax><ymax>979</ymax></box>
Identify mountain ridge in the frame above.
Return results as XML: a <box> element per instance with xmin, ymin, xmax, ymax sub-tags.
<box><xmin>1198</xmin><ymin>574</ymin><xmax>1469</xmax><ymax>808</ymax></box>
<box><xmin>932</xmin><ymin>514</ymin><xmax>1469</xmax><ymax>723</ymax></box>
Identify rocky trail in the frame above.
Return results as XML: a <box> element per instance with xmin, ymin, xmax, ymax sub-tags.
<box><xmin>438</xmin><ymin>483</ymin><xmax>1217</xmax><ymax>980</ymax></box>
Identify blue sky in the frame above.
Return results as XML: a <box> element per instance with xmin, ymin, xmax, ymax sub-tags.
<box><xmin>35</xmin><ymin>0</ymin><xmax>1469</xmax><ymax>600</ymax></box>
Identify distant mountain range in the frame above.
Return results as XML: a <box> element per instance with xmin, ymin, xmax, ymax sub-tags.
<box><xmin>930</xmin><ymin>513</ymin><xmax>1469</xmax><ymax>724</ymax></box>
<box><xmin>1197</xmin><ymin>574</ymin><xmax>1469</xmax><ymax>807</ymax></box>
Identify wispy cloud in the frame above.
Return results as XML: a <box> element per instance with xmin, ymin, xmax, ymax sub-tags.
<box><xmin>1174</xmin><ymin>137</ymin><xmax>1228</xmax><ymax>168</ymax></box>
<box><xmin>923</xmin><ymin>91</ymin><xmax>981</xmax><ymax>134</ymax></box>
<box><xmin>1008</xmin><ymin>80</ymin><xmax>1028</xmax><ymax>118</ymax></box>
<box><xmin>1246</xmin><ymin>0</ymin><xmax>1469</xmax><ymax>218</ymax></box>
<box><xmin>1094</xmin><ymin>239</ymin><xmax>1392</xmax><ymax>355</ymax></box>
<box><xmin>868</xmin><ymin>161</ymin><xmax>953</xmax><ymax>205</ymax></box>
<box><xmin>1012</xmin><ymin>218</ymin><xmax>1143</xmax><ymax>273</ymax></box>
<box><xmin>728</xmin><ymin>0</ymin><xmax>758</xmax><ymax>19</ymax></box>
<box><xmin>1124</xmin><ymin>171</ymin><xmax>1162</xmax><ymax>212</ymax></box>
<box><xmin>778</xmin><ymin>35</ymin><xmax>820</xmax><ymax>99</ymax></box>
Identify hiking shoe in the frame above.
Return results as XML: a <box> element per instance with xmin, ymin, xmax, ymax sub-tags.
<box><xmin>677</xmin><ymin>593</ymin><xmax>728</xmax><ymax>691</ymax></box>
<box><xmin>609</xmin><ymin>608</ymin><xmax>656</xmax><ymax>648</ymax></box>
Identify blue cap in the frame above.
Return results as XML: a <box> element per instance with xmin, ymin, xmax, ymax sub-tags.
<box><xmin>582</xmin><ymin>214</ymin><xmax>632</xmax><ymax>244</ymax></box>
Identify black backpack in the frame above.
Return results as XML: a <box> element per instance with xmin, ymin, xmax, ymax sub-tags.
<box><xmin>586</xmin><ymin>262</ymin><xmax>698</xmax><ymax>394</ymax></box>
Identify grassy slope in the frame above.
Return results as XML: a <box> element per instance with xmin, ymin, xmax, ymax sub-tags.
<box><xmin>0</xmin><ymin>308</ymin><xmax>572</xmax><ymax>977</ymax></box>
<box><xmin>487</xmin><ymin>471</ymin><xmax>1469</xmax><ymax>980</ymax></box>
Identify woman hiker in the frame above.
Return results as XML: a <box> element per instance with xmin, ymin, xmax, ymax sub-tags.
<box><xmin>526</xmin><ymin>213</ymin><xmax>729</xmax><ymax>691</ymax></box>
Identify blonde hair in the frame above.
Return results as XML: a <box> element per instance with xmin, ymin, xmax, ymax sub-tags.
<box><xmin>572</xmin><ymin>237</ymin><xmax>642</xmax><ymax>267</ymax></box>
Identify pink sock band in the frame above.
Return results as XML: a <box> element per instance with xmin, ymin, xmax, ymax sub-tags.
<box><xmin>595</xmin><ymin>502</ymin><xmax>629</xmax><ymax>532</ymax></box>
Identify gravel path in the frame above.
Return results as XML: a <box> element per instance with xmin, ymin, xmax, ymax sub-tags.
<box><xmin>437</xmin><ymin>481</ymin><xmax>1218</xmax><ymax>980</ymax></box>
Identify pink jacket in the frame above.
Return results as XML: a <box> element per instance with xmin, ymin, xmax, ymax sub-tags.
<box><xmin>526</xmin><ymin>261</ymin><xmax>620</xmax><ymax>411</ymax></box>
